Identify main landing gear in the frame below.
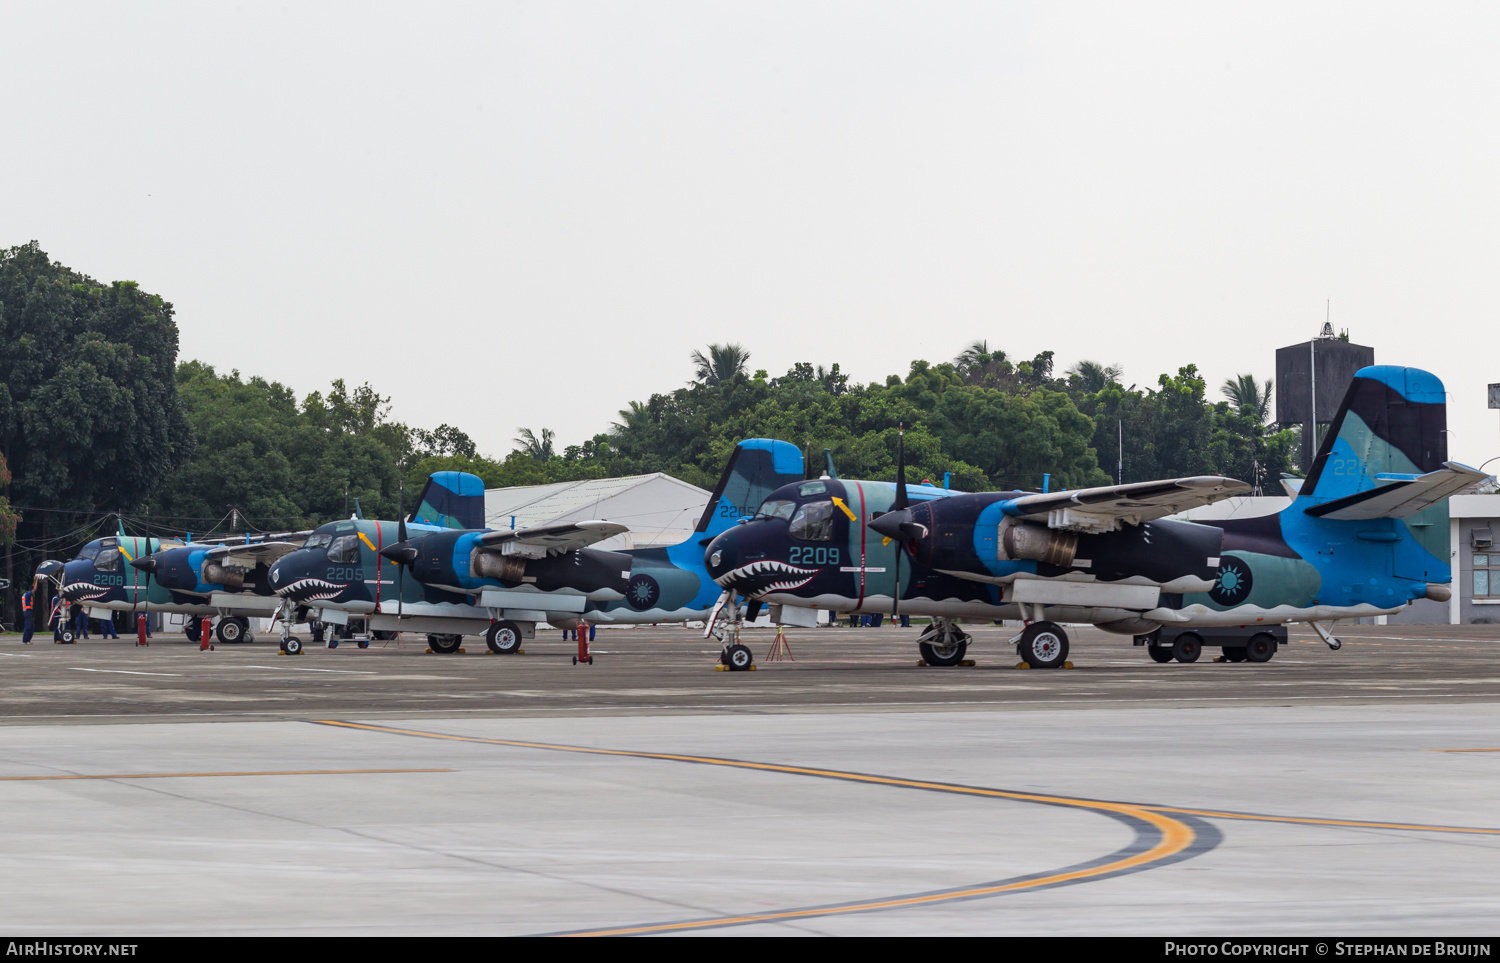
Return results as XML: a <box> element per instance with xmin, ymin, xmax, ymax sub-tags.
<box><xmin>216</xmin><ymin>616</ymin><xmax>253</xmax><ymax>645</ymax></box>
<box><xmin>1013</xmin><ymin>621</ymin><xmax>1070</xmax><ymax>669</ymax></box>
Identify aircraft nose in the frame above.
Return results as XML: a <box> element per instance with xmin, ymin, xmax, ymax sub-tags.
<box><xmin>704</xmin><ymin>530</ymin><xmax>738</xmax><ymax>581</ymax></box>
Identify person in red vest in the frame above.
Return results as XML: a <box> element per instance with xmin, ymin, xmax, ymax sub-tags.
<box><xmin>20</xmin><ymin>583</ymin><xmax>35</xmax><ymax>645</ymax></box>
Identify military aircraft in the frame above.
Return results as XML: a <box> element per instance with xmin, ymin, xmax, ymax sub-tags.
<box><xmin>54</xmin><ymin>529</ymin><xmax>307</xmax><ymax>643</ymax></box>
<box><xmin>705</xmin><ymin>365</ymin><xmax>1474</xmax><ymax>669</ymax></box>
<box><xmin>271</xmin><ymin>440</ymin><xmax>807</xmax><ymax>656</ymax></box>
<box><xmin>128</xmin><ymin>534</ymin><xmax>308</xmax><ymax>643</ymax></box>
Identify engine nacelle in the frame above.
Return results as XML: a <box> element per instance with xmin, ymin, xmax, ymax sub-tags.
<box><xmin>470</xmin><ymin>549</ymin><xmax>528</xmax><ymax>582</ymax></box>
<box><xmin>999</xmin><ymin>521</ymin><xmax>1078</xmax><ymax>567</ymax></box>
<box><xmin>201</xmin><ymin>561</ymin><xmax>246</xmax><ymax>591</ymax></box>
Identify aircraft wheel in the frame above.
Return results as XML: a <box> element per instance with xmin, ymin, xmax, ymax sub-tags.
<box><xmin>1244</xmin><ymin>634</ymin><xmax>1277</xmax><ymax>663</ymax></box>
<box><xmin>725</xmin><ymin>643</ymin><xmax>753</xmax><ymax>671</ymax></box>
<box><xmin>486</xmin><ymin>621</ymin><xmax>523</xmax><ymax>655</ymax></box>
<box><xmin>427</xmin><ymin>633</ymin><xmax>462</xmax><ymax>654</ymax></box>
<box><xmin>1173</xmin><ymin>634</ymin><xmax>1203</xmax><ymax>663</ymax></box>
<box><xmin>280</xmin><ymin>636</ymin><xmax>302</xmax><ymax>655</ymax></box>
<box><xmin>919</xmin><ymin>637</ymin><xmax>969</xmax><ymax>667</ymax></box>
<box><xmin>60</xmin><ymin>627</ymin><xmax>76</xmax><ymax>644</ymax></box>
<box><xmin>216</xmin><ymin>618</ymin><xmax>247</xmax><ymax>645</ymax></box>
<box><xmin>1147</xmin><ymin>645</ymin><xmax>1175</xmax><ymax>663</ymax></box>
<box><xmin>1018</xmin><ymin>621</ymin><xmax>1069</xmax><ymax>669</ymax></box>
<box><xmin>371</xmin><ymin>630</ymin><xmax>397</xmax><ymax>641</ymax></box>
<box><xmin>1222</xmin><ymin>646</ymin><xmax>1247</xmax><ymax>662</ymax></box>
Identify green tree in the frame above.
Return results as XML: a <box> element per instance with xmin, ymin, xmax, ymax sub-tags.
<box><xmin>689</xmin><ymin>343</ymin><xmax>751</xmax><ymax>387</ymax></box>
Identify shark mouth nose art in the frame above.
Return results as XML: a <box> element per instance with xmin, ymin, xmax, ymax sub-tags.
<box><xmin>274</xmin><ymin>578</ymin><xmax>346</xmax><ymax>602</ymax></box>
<box><xmin>713</xmin><ymin>560</ymin><xmax>819</xmax><ymax>595</ymax></box>
<box><xmin>60</xmin><ymin>582</ymin><xmax>111</xmax><ymax>602</ymax></box>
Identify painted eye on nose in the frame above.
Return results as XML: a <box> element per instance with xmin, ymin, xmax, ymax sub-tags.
<box><xmin>710</xmin><ymin>551</ymin><xmax>722</xmax><ymax>568</ymax></box>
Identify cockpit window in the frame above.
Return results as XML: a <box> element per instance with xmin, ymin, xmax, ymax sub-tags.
<box><xmin>327</xmin><ymin>535</ymin><xmax>360</xmax><ymax>564</ymax></box>
<box><xmin>79</xmin><ymin>543</ymin><xmax>101</xmax><ymax>561</ymax></box>
<box><xmin>798</xmin><ymin>481</ymin><xmax>827</xmax><ymax>497</ymax></box>
<box><xmin>754</xmin><ymin>499</ymin><xmax>797</xmax><ymax>521</ymax></box>
<box><xmin>789</xmin><ymin>501</ymin><xmax>834</xmax><ymax>541</ymax></box>
<box><xmin>95</xmin><ymin>549</ymin><xmax>121</xmax><ymax>572</ymax></box>
<box><xmin>306</xmin><ymin>533</ymin><xmax>333</xmax><ymax>550</ymax></box>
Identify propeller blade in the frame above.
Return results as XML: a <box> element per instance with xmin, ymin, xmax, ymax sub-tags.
<box><xmin>397</xmin><ymin>483</ymin><xmax>404</xmax><ymax>621</ymax></box>
<box><xmin>893</xmin><ymin>424</ymin><xmax>909</xmax><ymax>511</ymax></box>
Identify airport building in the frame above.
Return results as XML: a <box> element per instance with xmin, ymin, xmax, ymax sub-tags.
<box><xmin>484</xmin><ymin>473</ymin><xmax>712</xmax><ymax>552</ymax></box>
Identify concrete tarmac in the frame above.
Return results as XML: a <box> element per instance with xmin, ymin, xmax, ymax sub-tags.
<box><xmin>1</xmin><ymin>624</ymin><xmax>1497</xmax><ymax>934</ymax></box>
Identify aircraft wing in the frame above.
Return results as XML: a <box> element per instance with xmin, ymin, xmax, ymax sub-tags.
<box><xmin>203</xmin><ymin>541</ymin><xmax>305</xmax><ymax>567</ymax></box>
<box><xmin>1002</xmin><ymin>476</ymin><xmax>1252</xmax><ymax>532</ymax></box>
<box><xmin>1303</xmin><ymin>462</ymin><xmax>1487</xmax><ymax>520</ymax></box>
<box><xmin>476</xmin><ymin>520</ymin><xmax>629</xmax><ymax>556</ymax></box>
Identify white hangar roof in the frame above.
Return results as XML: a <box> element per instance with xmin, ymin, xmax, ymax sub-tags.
<box><xmin>484</xmin><ymin>473</ymin><xmax>712</xmax><ymax>551</ymax></box>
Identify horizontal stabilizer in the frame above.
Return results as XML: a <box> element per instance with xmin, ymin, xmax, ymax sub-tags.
<box><xmin>476</xmin><ymin>520</ymin><xmax>628</xmax><ymax>556</ymax></box>
<box><xmin>1002</xmin><ymin>476</ymin><xmax>1251</xmax><ymax>532</ymax></box>
<box><xmin>1303</xmin><ymin>462</ymin><xmax>1487</xmax><ymax>520</ymax></box>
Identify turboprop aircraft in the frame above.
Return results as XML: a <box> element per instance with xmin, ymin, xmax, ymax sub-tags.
<box><xmin>266</xmin><ymin>470</ymin><xmax>638</xmax><ymax>654</ymax></box>
<box><xmin>704</xmin><ymin>365</ymin><xmax>1473</xmax><ymax>670</ymax></box>
<box><xmin>128</xmin><ymin>534</ymin><xmax>308</xmax><ymax>643</ymax></box>
<box><xmin>55</xmin><ymin>530</ymin><xmax>308</xmax><ymax>643</ymax></box>
<box><xmin>277</xmin><ymin>440</ymin><xmax>807</xmax><ymax>656</ymax></box>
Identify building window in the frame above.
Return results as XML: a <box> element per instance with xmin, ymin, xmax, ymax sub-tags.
<box><xmin>1475</xmin><ymin>555</ymin><xmax>1500</xmax><ymax>598</ymax></box>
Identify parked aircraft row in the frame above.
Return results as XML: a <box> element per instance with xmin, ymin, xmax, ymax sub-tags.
<box><xmin>42</xmin><ymin>365</ymin><xmax>1478</xmax><ymax>670</ymax></box>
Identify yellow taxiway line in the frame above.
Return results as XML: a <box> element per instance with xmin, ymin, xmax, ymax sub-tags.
<box><xmin>314</xmin><ymin>719</ymin><xmax>1198</xmax><ymax>935</ymax></box>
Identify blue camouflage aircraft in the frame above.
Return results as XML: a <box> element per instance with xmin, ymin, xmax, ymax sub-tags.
<box><xmin>273</xmin><ymin>440</ymin><xmax>806</xmax><ymax>657</ymax></box>
<box><xmin>706</xmin><ymin>366</ymin><xmax>1476</xmax><ymax>669</ymax></box>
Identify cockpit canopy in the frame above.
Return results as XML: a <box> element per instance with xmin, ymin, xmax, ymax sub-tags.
<box><xmin>752</xmin><ymin>481</ymin><xmax>835</xmax><ymax>541</ymax></box>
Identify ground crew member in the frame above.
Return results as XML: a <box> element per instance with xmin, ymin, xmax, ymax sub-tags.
<box><xmin>98</xmin><ymin>614</ymin><xmax>118</xmax><ymax>639</ymax></box>
<box><xmin>71</xmin><ymin>603</ymin><xmax>89</xmax><ymax>640</ymax></box>
<box><xmin>20</xmin><ymin>586</ymin><xmax>34</xmax><ymax>644</ymax></box>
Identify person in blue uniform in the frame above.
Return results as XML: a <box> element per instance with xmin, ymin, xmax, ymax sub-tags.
<box><xmin>20</xmin><ymin>586</ymin><xmax>34</xmax><ymax>644</ymax></box>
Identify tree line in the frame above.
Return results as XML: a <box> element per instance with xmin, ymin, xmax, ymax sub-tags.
<box><xmin>0</xmin><ymin>243</ymin><xmax>1296</xmax><ymax>623</ymax></box>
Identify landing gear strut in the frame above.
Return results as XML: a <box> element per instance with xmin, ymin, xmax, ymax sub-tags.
<box><xmin>917</xmin><ymin>619</ymin><xmax>970</xmax><ymax>666</ymax></box>
<box><xmin>707</xmin><ymin>590</ymin><xmax>754</xmax><ymax>671</ymax></box>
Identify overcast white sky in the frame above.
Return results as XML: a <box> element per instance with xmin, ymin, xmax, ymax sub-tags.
<box><xmin>3</xmin><ymin>2</ymin><xmax>1498</xmax><ymax>465</ymax></box>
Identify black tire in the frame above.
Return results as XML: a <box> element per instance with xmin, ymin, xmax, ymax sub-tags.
<box><xmin>725</xmin><ymin>643</ymin><xmax>753</xmax><ymax>671</ymax></box>
<box><xmin>1173</xmin><ymin>634</ymin><xmax>1203</xmax><ymax>663</ymax></box>
<box><xmin>427</xmin><ymin>633</ymin><xmax>462</xmax><ymax>654</ymax></box>
<box><xmin>1244</xmin><ymin>633</ymin><xmax>1277</xmax><ymax>663</ymax></box>
<box><xmin>1222</xmin><ymin>646</ymin><xmax>1247</xmax><ymax>662</ymax></box>
<box><xmin>357</xmin><ymin>640</ymin><xmax>369</xmax><ymax>649</ymax></box>
<box><xmin>485</xmin><ymin>620</ymin><xmax>523</xmax><ymax>655</ymax></box>
<box><xmin>184</xmin><ymin>620</ymin><xmax>201</xmax><ymax>643</ymax></box>
<box><xmin>283</xmin><ymin>636</ymin><xmax>302</xmax><ymax>655</ymax></box>
<box><xmin>216</xmin><ymin>618</ymin><xmax>247</xmax><ymax>645</ymax></box>
<box><xmin>918</xmin><ymin>626</ymin><xmax>970</xmax><ymax>666</ymax></box>
<box><xmin>1018</xmin><ymin>621</ymin><xmax>1069</xmax><ymax>669</ymax></box>
<box><xmin>1147</xmin><ymin>645</ymin><xmax>1175</xmax><ymax>663</ymax></box>
<box><xmin>60</xmin><ymin>627</ymin><xmax>76</xmax><ymax>644</ymax></box>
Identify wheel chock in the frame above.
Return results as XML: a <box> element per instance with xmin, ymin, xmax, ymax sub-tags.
<box><xmin>749</xmin><ymin>665</ymin><xmax>757</xmax><ymax>671</ymax></box>
<box><xmin>1213</xmin><ymin>655</ymin><xmax>1226</xmax><ymax>663</ymax></box>
<box><xmin>1063</xmin><ymin>661</ymin><xmax>1075</xmax><ymax>669</ymax></box>
<box><xmin>960</xmin><ymin>659</ymin><xmax>976</xmax><ymax>667</ymax></box>
<box><xmin>916</xmin><ymin>660</ymin><xmax>928</xmax><ymax>667</ymax></box>
<box><xmin>458</xmin><ymin>648</ymin><xmax>467</xmax><ymax>654</ymax></box>
<box><xmin>1015</xmin><ymin>662</ymin><xmax>1031</xmax><ymax>669</ymax></box>
<box><xmin>714</xmin><ymin>664</ymin><xmax>728</xmax><ymax>671</ymax></box>
<box><xmin>425</xmin><ymin>648</ymin><xmax>433</xmax><ymax>654</ymax></box>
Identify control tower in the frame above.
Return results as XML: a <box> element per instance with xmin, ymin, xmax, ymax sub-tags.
<box><xmin>1275</xmin><ymin>324</ymin><xmax>1375</xmax><ymax>472</ymax></box>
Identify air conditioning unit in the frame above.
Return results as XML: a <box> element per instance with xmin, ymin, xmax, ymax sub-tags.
<box><xmin>1472</xmin><ymin>527</ymin><xmax>1495</xmax><ymax>550</ymax></box>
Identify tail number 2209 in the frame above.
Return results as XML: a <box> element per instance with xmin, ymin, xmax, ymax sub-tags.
<box><xmin>789</xmin><ymin>547</ymin><xmax>840</xmax><ymax>565</ymax></box>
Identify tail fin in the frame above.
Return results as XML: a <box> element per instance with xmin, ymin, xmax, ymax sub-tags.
<box><xmin>410</xmin><ymin>470</ymin><xmax>486</xmax><ymax>530</ymax></box>
<box><xmin>1300</xmin><ymin>366</ymin><xmax>1448</xmax><ymax>505</ymax></box>
<box><xmin>694</xmin><ymin>439</ymin><xmax>805</xmax><ymax>537</ymax></box>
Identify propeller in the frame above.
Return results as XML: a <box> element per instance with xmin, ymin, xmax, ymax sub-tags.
<box><xmin>129</xmin><ymin>553</ymin><xmax>158</xmax><ymax>575</ymax></box>
<box><xmin>868</xmin><ymin>426</ymin><xmax>927</xmax><ymax>543</ymax></box>
<box><xmin>884</xmin><ymin>426</ymin><xmax>910</xmax><ymax>621</ymax></box>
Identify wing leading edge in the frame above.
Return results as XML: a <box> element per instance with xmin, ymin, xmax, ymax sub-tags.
<box><xmin>1002</xmin><ymin>476</ymin><xmax>1252</xmax><ymax>532</ymax></box>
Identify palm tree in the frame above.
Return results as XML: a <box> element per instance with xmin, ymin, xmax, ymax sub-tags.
<box><xmin>1066</xmin><ymin>360</ymin><xmax>1124</xmax><ymax>393</ymax></box>
<box><xmin>690</xmin><ymin>343</ymin><xmax>751</xmax><ymax>386</ymax></box>
<box><xmin>954</xmin><ymin>340</ymin><xmax>993</xmax><ymax>372</ymax></box>
<box><xmin>514</xmin><ymin>427</ymin><xmax>555</xmax><ymax>460</ymax></box>
<box><xmin>1221</xmin><ymin>374</ymin><xmax>1273</xmax><ymax>424</ymax></box>
<box><xmin>612</xmin><ymin>400</ymin><xmax>649</xmax><ymax>433</ymax></box>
